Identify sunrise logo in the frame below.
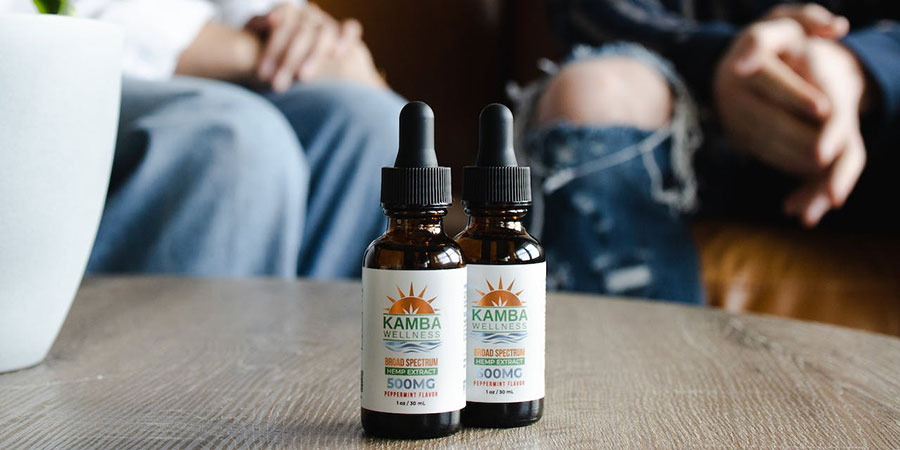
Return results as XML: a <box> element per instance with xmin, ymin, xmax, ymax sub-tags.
<box><xmin>475</xmin><ymin>277</ymin><xmax>523</xmax><ymax>307</ymax></box>
<box><xmin>382</xmin><ymin>282</ymin><xmax>442</xmax><ymax>354</ymax></box>
<box><xmin>472</xmin><ymin>276</ymin><xmax>528</xmax><ymax>344</ymax></box>
<box><xmin>386</xmin><ymin>283</ymin><xmax>437</xmax><ymax>314</ymax></box>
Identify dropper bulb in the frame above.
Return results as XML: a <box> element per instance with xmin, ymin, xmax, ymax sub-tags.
<box><xmin>476</xmin><ymin>103</ymin><xmax>517</xmax><ymax>167</ymax></box>
<box><xmin>396</xmin><ymin>101</ymin><xmax>438</xmax><ymax>167</ymax></box>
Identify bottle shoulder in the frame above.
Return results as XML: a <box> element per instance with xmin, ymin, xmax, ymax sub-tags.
<box><xmin>454</xmin><ymin>228</ymin><xmax>545</xmax><ymax>265</ymax></box>
<box><xmin>364</xmin><ymin>232</ymin><xmax>465</xmax><ymax>270</ymax></box>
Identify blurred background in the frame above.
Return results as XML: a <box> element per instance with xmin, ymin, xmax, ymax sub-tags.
<box><xmin>2</xmin><ymin>0</ymin><xmax>897</xmax><ymax>339</ymax></box>
<box><xmin>320</xmin><ymin>0</ymin><xmax>560</xmax><ymax>196</ymax></box>
<box><xmin>317</xmin><ymin>0</ymin><xmax>900</xmax><ymax>336</ymax></box>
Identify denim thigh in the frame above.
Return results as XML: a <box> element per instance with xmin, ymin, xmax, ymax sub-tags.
<box><xmin>520</xmin><ymin>43</ymin><xmax>703</xmax><ymax>304</ymax></box>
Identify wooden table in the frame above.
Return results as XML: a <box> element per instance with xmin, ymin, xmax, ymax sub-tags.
<box><xmin>2</xmin><ymin>277</ymin><xmax>899</xmax><ymax>448</ymax></box>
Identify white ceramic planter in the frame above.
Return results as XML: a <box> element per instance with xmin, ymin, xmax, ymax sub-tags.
<box><xmin>0</xmin><ymin>14</ymin><xmax>122</xmax><ymax>372</ymax></box>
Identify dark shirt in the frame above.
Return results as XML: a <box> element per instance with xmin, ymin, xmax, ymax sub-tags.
<box><xmin>548</xmin><ymin>0</ymin><xmax>900</xmax><ymax>127</ymax></box>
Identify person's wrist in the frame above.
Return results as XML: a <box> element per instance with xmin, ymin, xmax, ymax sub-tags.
<box><xmin>817</xmin><ymin>39</ymin><xmax>867</xmax><ymax>114</ymax></box>
<box><xmin>232</xmin><ymin>30</ymin><xmax>264</xmax><ymax>83</ymax></box>
<box><xmin>848</xmin><ymin>49</ymin><xmax>876</xmax><ymax>115</ymax></box>
<box><xmin>840</xmin><ymin>44</ymin><xmax>867</xmax><ymax>113</ymax></box>
<box><xmin>817</xmin><ymin>37</ymin><xmax>875</xmax><ymax>115</ymax></box>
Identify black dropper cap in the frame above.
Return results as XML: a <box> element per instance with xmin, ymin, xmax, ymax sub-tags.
<box><xmin>381</xmin><ymin>101</ymin><xmax>452</xmax><ymax>208</ymax></box>
<box><xmin>462</xmin><ymin>103</ymin><xmax>532</xmax><ymax>206</ymax></box>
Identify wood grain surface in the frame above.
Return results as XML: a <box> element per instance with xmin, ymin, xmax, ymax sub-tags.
<box><xmin>1</xmin><ymin>277</ymin><xmax>899</xmax><ymax>449</ymax></box>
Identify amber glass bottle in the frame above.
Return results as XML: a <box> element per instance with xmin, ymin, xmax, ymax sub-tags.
<box><xmin>361</xmin><ymin>102</ymin><xmax>466</xmax><ymax>439</ymax></box>
<box><xmin>456</xmin><ymin>104</ymin><xmax>545</xmax><ymax>428</ymax></box>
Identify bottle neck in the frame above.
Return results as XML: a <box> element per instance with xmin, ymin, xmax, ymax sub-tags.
<box><xmin>464</xmin><ymin>206</ymin><xmax>529</xmax><ymax>233</ymax></box>
<box><xmin>384</xmin><ymin>208</ymin><xmax>447</xmax><ymax>236</ymax></box>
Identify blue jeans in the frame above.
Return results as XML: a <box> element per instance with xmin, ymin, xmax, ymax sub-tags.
<box><xmin>522</xmin><ymin>44</ymin><xmax>703</xmax><ymax>304</ymax></box>
<box><xmin>87</xmin><ymin>77</ymin><xmax>404</xmax><ymax>278</ymax></box>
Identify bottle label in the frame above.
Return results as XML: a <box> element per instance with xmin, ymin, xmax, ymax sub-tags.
<box><xmin>361</xmin><ymin>268</ymin><xmax>466</xmax><ymax>414</ymax></box>
<box><xmin>467</xmin><ymin>263</ymin><xmax>545</xmax><ymax>403</ymax></box>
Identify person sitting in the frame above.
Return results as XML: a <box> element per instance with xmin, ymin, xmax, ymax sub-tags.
<box><xmin>2</xmin><ymin>0</ymin><xmax>404</xmax><ymax>278</ymax></box>
<box><xmin>522</xmin><ymin>1</ymin><xmax>900</xmax><ymax>303</ymax></box>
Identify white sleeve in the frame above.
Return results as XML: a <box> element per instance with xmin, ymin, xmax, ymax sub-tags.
<box><xmin>0</xmin><ymin>0</ymin><xmax>39</xmax><ymax>13</ymax></box>
<box><xmin>74</xmin><ymin>0</ymin><xmax>216</xmax><ymax>80</ymax></box>
<box><xmin>213</xmin><ymin>0</ymin><xmax>303</xmax><ymax>28</ymax></box>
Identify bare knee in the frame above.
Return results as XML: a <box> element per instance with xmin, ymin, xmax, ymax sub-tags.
<box><xmin>535</xmin><ymin>57</ymin><xmax>673</xmax><ymax>130</ymax></box>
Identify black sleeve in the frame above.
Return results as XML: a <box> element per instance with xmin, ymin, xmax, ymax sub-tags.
<box><xmin>547</xmin><ymin>0</ymin><xmax>738</xmax><ymax>100</ymax></box>
<box><xmin>843</xmin><ymin>21</ymin><xmax>900</xmax><ymax>128</ymax></box>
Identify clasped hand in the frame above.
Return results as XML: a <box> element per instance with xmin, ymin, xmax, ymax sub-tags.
<box><xmin>246</xmin><ymin>2</ymin><xmax>385</xmax><ymax>91</ymax></box>
<box><xmin>714</xmin><ymin>4</ymin><xmax>869</xmax><ymax>227</ymax></box>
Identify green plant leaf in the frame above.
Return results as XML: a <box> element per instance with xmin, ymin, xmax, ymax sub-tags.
<box><xmin>32</xmin><ymin>0</ymin><xmax>69</xmax><ymax>14</ymax></box>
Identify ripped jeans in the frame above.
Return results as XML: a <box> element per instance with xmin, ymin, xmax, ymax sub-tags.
<box><xmin>519</xmin><ymin>43</ymin><xmax>703</xmax><ymax>304</ymax></box>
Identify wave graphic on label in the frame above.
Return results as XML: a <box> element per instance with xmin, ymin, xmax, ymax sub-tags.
<box><xmin>383</xmin><ymin>283</ymin><xmax>443</xmax><ymax>354</ymax></box>
<box><xmin>384</xmin><ymin>340</ymin><xmax>442</xmax><ymax>353</ymax></box>
<box><xmin>475</xmin><ymin>331</ymin><xmax>527</xmax><ymax>344</ymax></box>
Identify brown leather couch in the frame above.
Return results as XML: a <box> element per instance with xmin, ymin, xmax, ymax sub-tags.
<box><xmin>321</xmin><ymin>0</ymin><xmax>900</xmax><ymax>335</ymax></box>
